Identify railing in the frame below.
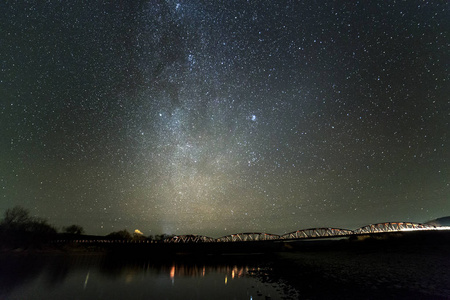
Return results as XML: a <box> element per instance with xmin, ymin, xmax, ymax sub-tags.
<box><xmin>53</xmin><ymin>222</ymin><xmax>439</xmax><ymax>244</ymax></box>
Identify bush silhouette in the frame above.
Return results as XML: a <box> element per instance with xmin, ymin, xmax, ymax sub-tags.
<box><xmin>63</xmin><ymin>224</ymin><xmax>85</xmax><ymax>235</ymax></box>
<box><xmin>0</xmin><ymin>206</ymin><xmax>57</xmax><ymax>248</ymax></box>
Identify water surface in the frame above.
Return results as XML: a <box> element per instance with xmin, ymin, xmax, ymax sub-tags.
<box><xmin>0</xmin><ymin>253</ymin><xmax>292</xmax><ymax>300</ymax></box>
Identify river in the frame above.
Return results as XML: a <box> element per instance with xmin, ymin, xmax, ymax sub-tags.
<box><xmin>2</xmin><ymin>232</ymin><xmax>449</xmax><ymax>299</ymax></box>
<box><xmin>0</xmin><ymin>253</ymin><xmax>296</xmax><ymax>300</ymax></box>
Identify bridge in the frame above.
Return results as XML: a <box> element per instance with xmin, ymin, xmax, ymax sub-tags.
<box><xmin>164</xmin><ymin>222</ymin><xmax>437</xmax><ymax>243</ymax></box>
<box><xmin>54</xmin><ymin>222</ymin><xmax>444</xmax><ymax>245</ymax></box>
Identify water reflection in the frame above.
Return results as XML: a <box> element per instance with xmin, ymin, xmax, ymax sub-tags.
<box><xmin>0</xmin><ymin>254</ymin><xmax>288</xmax><ymax>300</ymax></box>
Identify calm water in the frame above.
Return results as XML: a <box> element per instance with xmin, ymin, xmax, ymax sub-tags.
<box><xmin>0</xmin><ymin>253</ymin><xmax>294</xmax><ymax>300</ymax></box>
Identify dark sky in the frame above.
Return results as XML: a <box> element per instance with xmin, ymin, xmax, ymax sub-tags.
<box><xmin>1</xmin><ymin>1</ymin><xmax>448</xmax><ymax>237</ymax></box>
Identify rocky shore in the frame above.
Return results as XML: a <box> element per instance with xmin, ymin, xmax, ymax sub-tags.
<box><xmin>265</xmin><ymin>232</ymin><xmax>450</xmax><ymax>299</ymax></box>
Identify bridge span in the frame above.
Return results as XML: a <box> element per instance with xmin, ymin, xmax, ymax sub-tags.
<box><xmin>165</xmin><ymin>222</ymin><xmax>437</xmax><ymax>243</ymax></box>
<box><xmin>54</xmin><ymin>222</ymin><xmax>444</xmax><ymax>245</ymax></box>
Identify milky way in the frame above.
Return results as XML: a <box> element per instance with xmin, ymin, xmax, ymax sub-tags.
<box><xmin>1</xmin><ymin>1</ymin><xmax>448</xmax><ymax>236</ymax></box>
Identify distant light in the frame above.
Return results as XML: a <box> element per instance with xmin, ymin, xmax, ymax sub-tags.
<box><xmin>170</xmin><ymin>265</ymin><xmax>175</xmax><ymax>284</ymax></box>
<box><xmin>251</xmin><ymin>115</ymin><xmax>256</xmax><ymax>121</ymax></box>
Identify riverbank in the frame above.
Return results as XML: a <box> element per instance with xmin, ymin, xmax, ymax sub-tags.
<box><xmin>265</xmin><ymin>233</ymin><xmax>450</xmax><ymax>299</ymax></box>
<box><xmin>1</xmin><ymin>231</ymin><xmax>449</xmax><ymax>299</ymax></box>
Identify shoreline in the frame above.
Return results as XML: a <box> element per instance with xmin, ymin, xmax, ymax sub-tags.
<box><xmin>266</xmin><ymin>236</ymin><xmax>450</xmax><ymax>299</ymax></box>
<box><xmin>2</xmin><ymin>229</ymin><xmax>450</xmax><ymax>255</ymax></box>
<box><xmin>1</xmin><ymin>231</ymin><xmax>449</xmax><ymax>299</ymax></box>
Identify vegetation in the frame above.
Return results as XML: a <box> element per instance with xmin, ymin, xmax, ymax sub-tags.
<box><xmin>107</xmin><ymin>229</ymin><xmax>132</xmax><ymax>240</ymax></box>
<box><xmin>0</xmin><ymin>205</ymin><xmax>175</xmax><ymax>251</ymax></box>
<box><xmin>63</xmin><ymin>224</ymin><xmax>85</xmax><ymax>235</ymax></box>
<box><xmin>149</xmin><ymin>234</ymin><xmax>175</xmax><ymax>241</ymax></box>
<box><xmin>106</xmin><ymin>231</ymin><xmax>175</xmax><ymax>241</ymax></box>
<box><xmin>0</xmin><ymin>206</ymin><xmax>57</xmax><ymax>249</ymax></box>
<box><xmin>133</xmin><ymin>231</ymin><xmax>145</xmax><ymax>241</ymax></box>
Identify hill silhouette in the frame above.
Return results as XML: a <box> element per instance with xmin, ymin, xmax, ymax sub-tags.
<box><xmin>426</xmin><ymin>216</ymin><xmax>450</xmax><ymax>227</ymax></box>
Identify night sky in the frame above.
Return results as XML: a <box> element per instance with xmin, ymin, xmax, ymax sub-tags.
<box><xmin>1</xmin><ymin>1</ymin><xmax>449</xmax><ymax>237</ymax></box>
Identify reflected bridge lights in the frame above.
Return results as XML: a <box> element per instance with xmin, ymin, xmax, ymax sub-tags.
<box><xmin>170</xmin><ymin>265</ymin><xmax>175</xmax><ymax>285</ymax></box>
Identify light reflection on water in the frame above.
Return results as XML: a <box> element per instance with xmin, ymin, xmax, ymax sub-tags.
<box><xmin>0</xmin><ymin>254</ymin><xmax>289</xmax><ymax>300</ymax></box>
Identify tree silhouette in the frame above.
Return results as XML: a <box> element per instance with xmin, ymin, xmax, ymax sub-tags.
<box><xmin>107</xmin><ymin>229</ymin><xmax>132</xmax><ymax>240</ymax></box>
<box><xmin>0</xmin><ymin>206</ymin><xmax>57</xmax><ymax>248</ymax></box>
<box><xmin>2</xmin><ymin>206</ymin><xmax>32</xmax><ymax>231</ymax></box>
<box><xmin>63</xmin><ymin>224</ymin><xmax>85</xmax><ymax>235</ymax></box>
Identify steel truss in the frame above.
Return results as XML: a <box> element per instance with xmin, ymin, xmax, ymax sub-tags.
<box><xmin>216</xmin><ymin>232</ymin><xmax>280</xmax><ymax>242</ymax></box>
<box><xmin>165</xmin><ymin>235</ymin><xmax>216</xmax><ymax>243</ymax></box>
<box><xmin>53</xmin><ymin>222</ymin><xmax>440</xmax><ymax>244</ymax></box>
<box><xmin>354</xmin><ymin>222</ymin><xmax>435</xmax><ymax>234</ymax></box>
<box><xmin>281</xmin><ymin>227</ymin><xmax>354</xmax><ymax>239</ymax></box>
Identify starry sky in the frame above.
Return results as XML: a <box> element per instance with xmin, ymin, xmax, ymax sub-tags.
<box><xmin>1</xmin><ymin>1</ymin><xmax>449</xmax><ymax>237</ymax></box>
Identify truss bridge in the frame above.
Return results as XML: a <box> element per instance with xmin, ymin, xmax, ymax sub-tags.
<box><xmin>165</xmin><ymin>222</ymin><xmax>437</xmax><ymax>243</ymax></box>
<box><xmin>53</xmin><ymin>222</ymin><xmax>442</xmax><ymax>246</ymax></box>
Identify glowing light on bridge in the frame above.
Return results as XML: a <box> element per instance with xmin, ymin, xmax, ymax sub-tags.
<box><xmin>165</xmin><ymin>234</ymin><xmax>215</xmax><ymax>243</ymax></box>
<box><xmin>216</xmin><ymin>232</ymin><xmax>280</xmax><ymax>242</ymax></box>
<box><xmin>354</xmin><ymin>222</ymin><xmax>435</xmax><ymax>234</ymax></box>
<box><xmin>53</xmin><ymin>222</ymin><xmax>447</xmax><ymax>245</ymax></box>
<box><xmin>165</xmin><ymin>222</ymin><xmax>438</xmax><ymax>243</ymax></box>
<box><xmin>281</xmin><ymin>228</ymin><xmax>354</xmax><ymax>240</ymax></box>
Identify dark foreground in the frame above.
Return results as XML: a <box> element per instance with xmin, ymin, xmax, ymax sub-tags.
<box><xmin>266</xmin><ymin>232</ymin><xmax>450</xmax><ymax>299</ymax></box>
<box><xmin>1</xmin><ymin>231</ymin><xmax>449</xmax><ymax>299</ymax></box>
